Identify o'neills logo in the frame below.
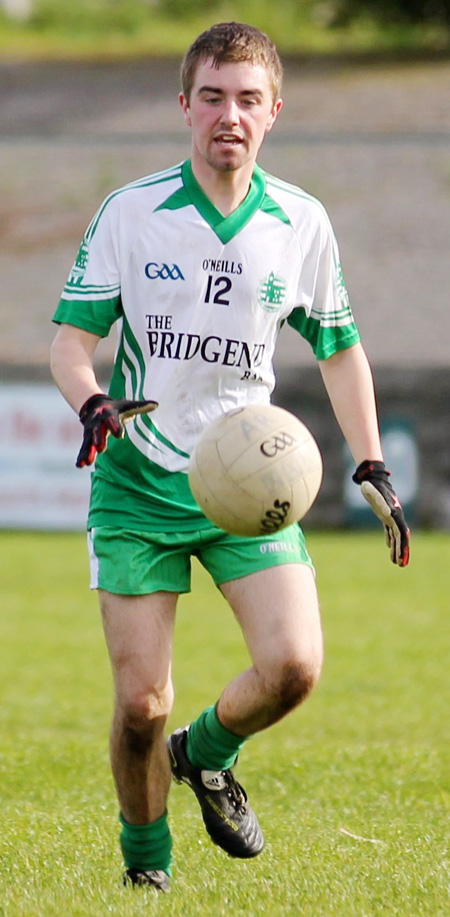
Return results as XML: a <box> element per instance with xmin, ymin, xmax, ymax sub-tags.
<box><xmin>147</xmin><ymin>331</ymin><xmax>265</xmax><ymax>368</ymax></box>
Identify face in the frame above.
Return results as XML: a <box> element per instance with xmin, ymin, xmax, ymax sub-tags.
<box><xmin>180</xmin><ymin>58</ymin><xmax>283</xmax><ymax>178</ymax></box>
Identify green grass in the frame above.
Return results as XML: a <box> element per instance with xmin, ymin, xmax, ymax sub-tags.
<box><xmin>0</xmin><ymin>530</ymin><xmax>449</xmax><ymax>915</ymax></box>
<box><xmin>0</xmin><ymin>1</ymin><xmax>448</xmax><ymax>61</ymax></box>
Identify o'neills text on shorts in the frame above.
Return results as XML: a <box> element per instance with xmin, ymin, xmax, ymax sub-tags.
<box><xmin>259</xmin><ymin>541</ymin><xmax>297</xmax><ymax>554</ymax></box>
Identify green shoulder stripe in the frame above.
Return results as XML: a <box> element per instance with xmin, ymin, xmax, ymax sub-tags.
<box><xmin>85</xmin><ymin>164</ymin><xmax>183</xmax><ymax>243</ymax></box>
<box><xmin>154</xmin><ymin>185</ymin><xmax>191</xmax><ymax>213</ymax></box>
<box><xmin>259</xmin><ymin>193</ymin><xmax>291</xmax><ymax>226</ymax></box>
<box><xmin>266</xmin><ymin>174</ymin><xmax>341</xmax><ymax>266</ymax></box>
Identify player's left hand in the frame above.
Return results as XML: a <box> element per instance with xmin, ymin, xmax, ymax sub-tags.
<box><xmin>352</xmin><ymin>460</ymin><xmax>410</xmax><ymax>567</ymax></box>
<box><xmin>76</xmin><ymin>394</ymin><xmax>158</xmax><ymax>468</ymax></box>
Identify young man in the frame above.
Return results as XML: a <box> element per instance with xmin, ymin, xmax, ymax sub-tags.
<box><xmin>50</xmin><ymin>22</ymin><xmax>410</xmax><ymax>893</ymax></box>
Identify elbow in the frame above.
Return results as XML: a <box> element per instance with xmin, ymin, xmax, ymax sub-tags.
<box><xmin>49</xmin><ymin>326</ymin><xmax>67</xmax><ymax>384</ymax></box>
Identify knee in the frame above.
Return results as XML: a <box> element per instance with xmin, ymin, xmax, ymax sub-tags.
<box><xmin>281</xmin><ymin>657</ymin><xmax>322</xmax><ymax>708</ymax></box>
<box><xmin>266</xmin><ymin>653</ymin><xmax>322</xmax><ymax>717</ymax></box>
<box><xmin>118</xmin><ymin>682</ymin><xmax>174</xmax><ymax>738</ymax></box>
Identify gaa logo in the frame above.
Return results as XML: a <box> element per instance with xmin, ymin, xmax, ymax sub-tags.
<box><xmin>260</xmin><ymin>431</ymin><xmax>295</xmax><ymax>457</ymax></box>
<box><xmin>145</xmin><ymin>263</ymin><xmax>185</xmax><ymax>280</ymax></box>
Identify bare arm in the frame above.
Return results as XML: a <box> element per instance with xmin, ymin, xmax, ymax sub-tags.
<box><xmin>50</xmin><ymin>322</ymin><xmax>158</xmax><ymax>467</ymax></box>
<box><xmin>318</xmin><ymin>342</ymin><xmax>383</xmax><ymax>464</ymax></box>
<box><xmin>50</xmin><ymin>323</ymin><xmax>104</xmax><ymax>415</ymax></box>
<box><xmin>319</xmin><ymin>342</ymin><xmax>410</xmax><ymax>566</ymax></box>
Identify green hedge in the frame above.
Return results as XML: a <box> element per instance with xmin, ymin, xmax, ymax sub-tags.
<box><xmin>22</xmin><ymin>0</ymin><xmax>450</xmax><ymax>32</ymax></box>
<box><xmin>1</xmin><ymin>0</ymin><xmax>448</xmax><ymax>56</ymax></box>
<box><xmin>329</xmin><ymin>0</ymin><xmax>450</xmax><ymax>26</ymax></box>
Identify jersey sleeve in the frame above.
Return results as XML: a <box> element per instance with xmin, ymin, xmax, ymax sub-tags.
<box><xmin>287</xmin><ymin>207</ymin><xmax>360</xmax><ymax>360</ymax></box>
<box><xmin>53</xmin><ymin>195</ymin><xmax>123</xmax><ymax>337</ymax></box>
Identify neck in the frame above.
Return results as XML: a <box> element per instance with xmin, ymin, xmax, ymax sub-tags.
<box><xmin>190</xmin><ymin>156</ymin><xmax>254</xmax><ymax>216</ymax></box>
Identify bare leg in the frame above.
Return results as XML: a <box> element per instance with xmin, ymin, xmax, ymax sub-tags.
<box><xmin>218</xmin><ymin>564</ymin><xmax>323</xmax><ymax>736</ymax></box>
<box><xmin>100</xmin><ymin>590</ymin><xmax>177</xmax><ymax>824</ymax></box>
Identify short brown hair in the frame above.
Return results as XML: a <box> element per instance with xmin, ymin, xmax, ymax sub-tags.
<box><xmin>181</xmin><ymin>21</ymin><xmax>283</xmax><ymax>104</ymax></box>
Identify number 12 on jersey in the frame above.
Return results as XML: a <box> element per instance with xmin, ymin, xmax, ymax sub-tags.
<box><xmin>204</xmin><ymin>275</ymin><xmax>232</xmax><ymax>306</ymax></box>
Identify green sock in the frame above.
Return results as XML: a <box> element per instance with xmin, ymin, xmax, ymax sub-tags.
<box><xmin>119</xmin><ymin>811</ymin><xmax>172</xmax><ymax>876</ymax></box>
<box><xmin>186</xmin><ymin>704</ymin><xmax>250</xmax><ymax>771</ymax></box>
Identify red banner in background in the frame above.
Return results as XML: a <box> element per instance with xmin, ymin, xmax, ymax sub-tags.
<box><xmin>0</xmin><ymin>385</ymin><xmax>90</xmax><ymax>529</ymax></box>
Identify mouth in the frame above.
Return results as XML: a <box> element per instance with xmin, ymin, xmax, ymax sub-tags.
<box><xmin>214</xmin><ymin>134</ymin><xmax>244</xmax><ymax>147</ymax></box>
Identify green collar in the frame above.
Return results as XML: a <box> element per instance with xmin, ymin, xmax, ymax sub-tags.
<box><xmin>181</xmin><ymin>159</ymin><xmax>266</xmax><ymax>244</ymax></box>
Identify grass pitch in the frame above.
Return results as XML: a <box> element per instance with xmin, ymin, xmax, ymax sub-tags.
<box><xmin>0</xmin><ymin>530</ymin><xmax>449</xmax><ymax>916</ymax></box>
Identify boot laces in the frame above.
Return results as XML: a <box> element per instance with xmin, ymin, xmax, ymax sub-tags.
<box><xmin>223</xmin><ymin>770</ymin><xmax>247</xmax><ymax>811</ymax></box>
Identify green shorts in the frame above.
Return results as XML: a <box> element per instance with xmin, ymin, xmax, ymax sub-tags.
<box><xmin>88</xmin><ymin>523</ymin><xmax>313</xmax><ymax>595</ymax></box>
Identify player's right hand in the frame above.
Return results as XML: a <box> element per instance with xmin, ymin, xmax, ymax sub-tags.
<box><xmin>76</xmin><ymin>394</ymin><xmax>158</xmax><ymax>468</ymax></box>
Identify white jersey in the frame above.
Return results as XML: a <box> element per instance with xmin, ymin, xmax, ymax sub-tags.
<box><xmin>54</xmin><ymin>160</ymin><xmax>360</xmax><ymax>530</ymax></box>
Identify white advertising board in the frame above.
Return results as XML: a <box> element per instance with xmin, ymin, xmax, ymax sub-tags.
<box><xmin>0</xmin><ymin>384</ymin><xmax>91</xmax><ymax>529</ymax></box>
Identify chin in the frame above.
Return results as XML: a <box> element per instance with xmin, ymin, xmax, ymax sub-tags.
<box><xmin>208</xmin><ymin>152</ymin><xmax>248</xmax><ymax>173</ymax></box>
<box><xmin>217</xmin><ymin>161</ymin><xmax>240</xmax><ymax>173</ymax></box>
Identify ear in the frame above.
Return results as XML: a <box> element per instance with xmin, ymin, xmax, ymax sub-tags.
<box><xmin>266</xmin><ymin>98</ymin><xmax>283</xmax><ymax>133</ymax></box>
<box><xmin>179</xmin><ymin>92</ymin><xmax>192</xmax><ymax>127</ymax></box>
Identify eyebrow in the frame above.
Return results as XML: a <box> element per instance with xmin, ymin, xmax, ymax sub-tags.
<box><xmin>197</xmin><ymin>85</ymin><xmax>264</xmax><ymax>99</ymax></box>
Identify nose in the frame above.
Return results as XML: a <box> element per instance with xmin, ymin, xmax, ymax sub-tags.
<box><xmin>220</xmin><ymin>99</ymin><xmax>239</xmax><ymax>126</ymax></box>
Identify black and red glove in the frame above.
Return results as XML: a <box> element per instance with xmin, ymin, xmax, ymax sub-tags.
<box><xmin>352</xmin><ymin>460</ymin><xmax>410</xmax><ymax>567</ymax></box>
<box><xmin>76</xmin><ymin>394</ymin><xmax>158</xmax><ymax>468</ymax></box>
